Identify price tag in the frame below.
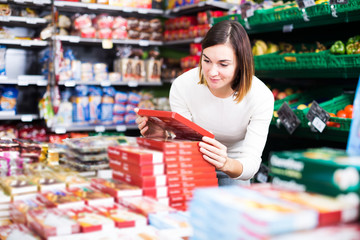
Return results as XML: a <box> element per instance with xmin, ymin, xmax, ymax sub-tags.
<box><xmin>33</xmin><ymin>0</ymin><xmax>45</xmax><ymax>5</ymax></box>
<box><xmin>240</xmin><ymin>2</ymin><xmax>253</xmax><ymax>19</ymax></box>
<box><xmin>296</xmin><ymin>0</ymin><xmax>316</xmax><ymax>8</ymax></box>
<box><xmin>21</xmin><ymin>115</ymin><xmax>33</xmax><ymax>122</ymax></box>
<box><xmin>64</xmin><ymin>80</ymin><xmax>76</xmax><ymax>87</ymax></box>
<box><xmin>55</xmin><ymin>127</ymin><xmax>66</xmax><ymax>134</ymax></box>
<box><xmin>102</xmin><ymin>39</ymin><xmax>113</xmax><ymax>49</ymax></box>
<box><xmin>95</xmin><ymin>125</ymin><xmax>105</xmax><ymax>133</ymax></box>
<box><xmin>26</xmin><ymin>18</ymin><xmax>37</xmax><ymax>24</ymax></box>
<box><xmin>283</xmin><ymin>24</ymin><xmax>294</xmax><ymax>33</ymax></box>
<box><xmin>138</xmin><ymin>9</ymin><xmax>148</xmax><ymax>14</ymax></box>
<box><xmin>0</xmin><ymin>16</ymin><xmax>10</xmax><ymax>22</ymax></box>
<box><xmin>100</xmin><ymin>81</ymin><xmax>111</xmax><ymax>87</ymax></box>
<box><xmin>128</xmin><ymin>81</ymin><xmax>138</xmax><ymax>87</ymax></box>
<box><xmin>69</xmin><ymin>36</ymin><xmax>80</xmax><ymax>43</ymax></box>
<box><xmin>306</xmin><ymin>100</ymin><xmax>330</xmax><ymax>133</ymax></box>
<box><xmin>194</xmin><ymin>37</ymin><xmax>202</xmax><ymax>43</ymax></box>
<box><xmin>20</xmin><ymin>40</ymin><xmax>32</xmax><ymax>47</ymax></box>
<box><xmin>14</xmin><ymin>0</ymin><xmax>25</xmax><ymax>3</ymax></box>
<box><xmin>139</xmin><ymin>40</ymin><xmax>149</xmax><ymax>47</ymax></box>
<box><xmin>330</xmin><ymin>0</ymin><xmax>348</xmax><ymax>4</ymax></box>
<box><xmin>277</xmin><ymin>102</ymin><xmax>301</xmax><ymax>134</ymax></box>
<box><xmin>122</xmin><ymin>7</ymin><xmax>133</xmax><ymax>13</ymax></box>
<box><xmin>87</xmin><ymin>3</ymin><xmax>99</xmax><ymax>9</ymax></box>
<box><xmin>116</xmin><ymin>125</ymin><xmax>127</xmax><ymax>132</ymax></box>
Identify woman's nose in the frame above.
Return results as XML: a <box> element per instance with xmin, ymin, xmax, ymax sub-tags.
<box><xmin>209</xmin><ymin>64</ymin><xmax>218</xmax><ymax>76</ymax></box>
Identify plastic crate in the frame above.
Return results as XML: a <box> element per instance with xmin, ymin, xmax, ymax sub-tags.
<box><xmin>281</xmin><ymin>50</ymin><xmax>329</xmax><ymax>69</ymax></box>
<box><xmin>305</xmin><ymin>3</ymin><xmax>331</xmax><ymax>18</ymax></box>
<box><xmin>212</xmin><ymin>14</ymin><xmax>245</xmax><ymax>26</ymax></box>
<box><xmin>328</xmin><ymin>54</ymin><xmax>360</xmax><ymax>69</ymax></box>
<box><xmin>335</xmin><ymin>0</ymin><xmax>360</xmax><ymax>13</ymax></box>
<box><xmin>302</xmin><ymin>93</ymin><xmax>354</xmax><ymax>131</ymax></box>
<box><xmin>256</xmin><ymin>52</ymin><xmax>287</xmax><ymax>70</ymax></box>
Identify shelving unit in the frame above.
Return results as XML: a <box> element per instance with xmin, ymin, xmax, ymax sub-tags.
<box><xmin>52</xmin><ymin>124</ymin><xmax>138</xmax><ymax>134</ymax></box>
<box><xmin>164</xmin><ymin>0</ymin><xmax>236</xmax><ymax>15</ymax></box>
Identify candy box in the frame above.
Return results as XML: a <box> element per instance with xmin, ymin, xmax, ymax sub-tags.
<box><xmin>90</xmin><ymin>178</ymin><xmax>142</xmax><ymax>198</ymax></box>
<box><xmin>67</xmin><ymin>186</ymin><xmax>114</xmax><ymax>206</ymax></box>
<box><xmin>92</xmin><ymin>203</ymin><xmax>147</xmax><ymax>228</ymax></box>
<box><xmin>1</xmin><ymin>175</ymin><xmax>37</xmax><ymax>195</ymax></box>
<box><xmin>0</xmin><ymin>223</ymin><xmax>41</xmax><ymax>240</ymax></box>
<box><xmin>37</xmin><ymin>190</ymin><xmax>85</xmax><ymax>209</ymax></box>
<box><xmin>66</xmin><ymin>205</ymin><xmax>115</xmax><ymax>233</ymax></box>
<box><xmin>10</xmin><ymin>198</ymin><xmax>44</xmax><ymax>224</ymax></box>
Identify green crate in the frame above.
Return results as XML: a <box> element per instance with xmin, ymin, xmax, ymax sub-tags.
<box><xmin>281</xmin><ymin>50</ymin><xmax>329</xmax><ymax>69</ymax></box>
<box><xmin>328</xmin><ymin>54</ymin><xmax>360</xmax><ymax>69</ymax></box>
<box><xmin>303</xmin><ymin>93</ymin><xmax>354</xmax><ymax>131</ymax></box>
<box><xmin>272</xmin><ymin>88</ymin><xmax>344</xmax><ymax>126</ymax></box>
<box><xmin>212</xmin><ymin>14</ymin><xmax>245</xmax><ymax>26</ymax></box>
<box><xmin>273</xmin><ymin>4</ymin><xmax>303</xmax><ymax>22</ymax></box>
<box><xmin>335</xmin><ymin>0</ymin><xmax>360</xmax><ymax>13</ymax></box>
<box><xmin>305</xmin><ymin>3</ymin><xmax>331</xmax><ymax>18</ymax></box>
<box><xmin>256</xmin><ymin>52</ymin><xmax>287</xmax><ymax>70</ymax></box>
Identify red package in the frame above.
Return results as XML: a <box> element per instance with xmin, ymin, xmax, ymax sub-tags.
<box><xmin>190</xmin><ymin>43</ymin><xmax>202</xmax><ymax>56</ymax></box>
<box><xmin>74</xmin><ymin>14</ymin><xmax>92</xmax><ymax>30</ymax></box>
<box><xmin>80</xmin><ymin>27</ymin><xmax>96</xmax><ymax>38</ymax></box>
<box><xmin>198</xmin><ymin>24</ymin><xmax>211</xmax><ymax>37</ymax></box>
<box><xmin>94</xmin><ymin>14</ymin><xmax>113</xmax><ymax>29</ymax></box>
<box><xmin>180</xmin><ymin>16</ymin><xmax>197</xmax><ymax>29</ymax></box>
<box><xmin>112</xmin><ymin>16</ymin><xmax>127</xmax><ymax>29</ymax></box>
<box><xmin>97</xmin><ymin>28</ymin><xmax>112</xmax><ymax>39</ymax></box>
<box><xmin>189</xmin><ymin>25</ymin><xmax>199</xmax><ymax>38</ymax></box>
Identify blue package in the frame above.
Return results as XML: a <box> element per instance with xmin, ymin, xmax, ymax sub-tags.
<box><xmin>1</xmin><ymin>87</ymin><xmax>18</xmax><ymax>111</ymax></box>
<box><xmin>88</xmin><ymin>86</ymin><xmax>102</xmax><ymax>124</ymax></box>
<box><xmin>73</xmin><ymin>85</ymin><xmax>89</xmax><ymax>123</ymax></box>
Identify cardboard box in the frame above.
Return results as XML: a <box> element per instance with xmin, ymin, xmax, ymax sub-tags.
<box><xmin>108</xmin><ymin>145</ymin><xmax>163</xmax><ymax>165</ymax></box>
<box><xmin>113</xmin><ymin>170</ymin><xmax>167</xmax><ymax>188</ymax></box>
<box><xmin>109</xmin><ymin>159</ymin><xmax>165</xmax><ymax>176</ymax></box>
<box><xmin>67</xmin><ymin>186</ymin><xmax>114</xmax><ymax>206</ymax></box>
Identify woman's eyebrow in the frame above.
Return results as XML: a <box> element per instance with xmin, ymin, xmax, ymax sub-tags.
<box><xmin>203</xmin><ymin>54</ymin><xmax>231</xmax><ymax>62</ymax></box>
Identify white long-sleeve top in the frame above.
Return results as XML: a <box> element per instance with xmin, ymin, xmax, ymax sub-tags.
<box><xmin>169</xmin><ymin>67</ymin><xmax>274</xmax><ymax>180</ymax></box>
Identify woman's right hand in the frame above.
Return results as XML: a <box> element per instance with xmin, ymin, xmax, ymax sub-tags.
<box><xmin>135</xmin><ymin>108</ymin><xmax>166</xmax><ymax>138</ymax></box>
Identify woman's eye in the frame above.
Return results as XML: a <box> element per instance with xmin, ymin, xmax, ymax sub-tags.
<box><xmin>203</xmin><ymin>59</ymin><xmax>210</xmax><ymax>63</ymax></box>
<box><xmin>220</xmin><ymin>64</ymin><xmax>228</xmax><ymax>67</ymax></box>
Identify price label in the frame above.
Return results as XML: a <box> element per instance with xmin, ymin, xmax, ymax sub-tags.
<box><xmin>26</xmin><ymin>18</ymin><xmax>37</xmax><ymax>24</ymax></box>
<box><xmin>0</xmin><ymin>16</ymin><xmax>10</xmax><ymax>22</ymax></box>
<box><xmin>330</xmin><ymin>0</ymin><xmax>348</xmax><ymax>4</ymax></box>
<box><xmin>306</xmin><ymin>100</ymin><xmax>330</xmax><ymax>133</ymax></box>
<box><xmin>240</xmin><ymin>2</ymin><xmax>253</xmax><ymax>19</ymax></box>
<box><xmin>87</xmin><ymin>3</ymin><xmax>99</xmax><ymax>9</ymax></box>
<box><xmin>95</xmin><ymin>125</ymin><xmax>105</xmax><ymax>133</ymax></box>
<box><xmin>14</xmin><ymin>0</ymin><xmax>25</xmax><ymax>3</ymax></box>
<box><xmin>277</xmin><ymin>102</ymin><xmax>301</xmax><ymax>134</ymax></box>
<box><xmin>64</xmin><ymin>80</ymin><xmax>76</xmax><ymax>87</ymax></box>
<box><xmin>128</xmin><ymin>81</ymin><xmax>138</xmax><ymax>87</ymax></box>
<box><xmin>138</xmin><ymin>9</ymin><xmax>148</xmax><ymax>14</ymax></box>
<box><xmin>100</xmin><ymin>81</ymin><xmax>111</xmax><ymax>87</ymax></box>
<box><xmin>102</xmin><ymin>39</ymin><xmax>113</xmax><ymax>49</ymax></box>
<box><xmin>283</xmin><ymin>24</ymin><xmax>294</xmax><ymax>33</ymax></box>
<box><xmin>194</xmin><ymin>37</ymin><xmax>202</xmax><ymax>43</ymax></box>
<box><xmin>18</xmin><ymin>79</ymin><xmax>29</xmax><ymax>86</ymax></box>
<box><xmin>116</xmin><ymin>125</ymin><xmax>127</xmax><ymax>132</ymax></box>
<box><xmin>20</xmin><ymin>40</ymin><xmax>32</xmax><ymax>47</ymax></box>
<box><xmin>55</xmin><ymin>127</ymin><xmax>66</xmax><ymax>134</ymax></box>
<box><xmin>296</xmin><ymin>0</ymin><xmax>316</xmax><ymax>8</ymax></box>
<box><xmin>69</xmin><ymin>36</ymin><xmax>80</xmax><ymax>43</ymax></box>
<box><xmin>33</xmin><ymin>0</ymin><xmax>45</xmax><ymax>5</ymax></box>
<box><xmin>21</xmin><ymin>115</ymin><xmax>33</xmax><ymax>122</ymax></box>
<box><xmin>139</xmin><ymin>40</ymin><xmax>149</xmax><ymax>47</ymax></box>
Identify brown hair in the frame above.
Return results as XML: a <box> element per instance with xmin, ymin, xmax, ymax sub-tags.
<box><xmin>198</xmin><ymin>20</ymin><xmax>254</xmax><ymax>103</ymax></box>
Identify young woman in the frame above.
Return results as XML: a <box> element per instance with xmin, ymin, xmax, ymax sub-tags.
<box><xmin>136</xmin><ymin>20</ymin><xmax>274</xmax><ymax>186</ymax></box>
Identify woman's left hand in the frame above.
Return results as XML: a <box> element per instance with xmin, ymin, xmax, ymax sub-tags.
<box><xmin>199</xmin><ymin>136</ymin><xmax>228</xmax><ymax>171</ymax></box>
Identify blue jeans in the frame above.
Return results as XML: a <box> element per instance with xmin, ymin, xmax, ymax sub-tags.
<box><xmin>216</xmin><ymin>171</ymin><xmax>250</xmax><ymax>187</ymax></box>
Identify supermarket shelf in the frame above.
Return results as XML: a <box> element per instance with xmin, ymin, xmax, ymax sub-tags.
<box><xmin>269</xmin><ymin>124</ymin><xmax>349</xmax><ymax>143</ymax></box>
<box><xmin>0</xmin><ymin>75</ymin><xmax>47</xmax><ymax>86</ymax></box>
<box><xmin>55</xmin><ymin>35</ymin><xmax>163</xmax><ymax>47</ymax></box>
<box><xmin>164</xmin><ymin>37</ymin><xmax>203</xmax><ymax>45</ymax></box>
<box><xmin>52</xmin><ymin>124</ymin><xmax>138</xmax><ymax>134</ymax></box>
<box><xmin>58</xmin><ymin>80</ymin><xmax>162</xmax><ymax>87</ymax></box>
<box><xmin>0</xmin><ymin>39</ymin><xmax>48</xmax><ymax>47</ymax></box>
<box><xmin>54</xmin><ymin>1</ymin><xmax>163</xmax><ymax>16</ymax></box>
<box><xmin>255</xmin><ymin>68</ymin><xmax>360</xmax><ymax>79</ymax></box>
<box><xmin>165</xmin><ymin>0</ymin><xmax>236</xmax><ymax>16</ymax></box>
<box><xmin>0</xmin><ymin>112</ymin><xmax>39</xmax><ymax>121</ymax></box>
<box><xmin>3</xmin><ymin>0</ymin><xmax>51</xmax><ymax>5</ymax></box>
<box><xmin>0</xmin><ymin>16</ymin><xmax>48</xmax><ymax>26</ymax></box>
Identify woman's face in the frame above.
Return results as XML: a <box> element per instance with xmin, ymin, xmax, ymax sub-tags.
<box><xmin>201</xmin><ymin>43</ymin><xmax>237</xmax><ymax>97</ymax></box>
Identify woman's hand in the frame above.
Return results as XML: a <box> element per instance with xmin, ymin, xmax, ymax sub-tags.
<box><xmin>135</xmin><ymin>108</ymin><xmax>166</xmax><ymax>138</ymax></box>
<box><xmin>199</xmin><ymin>136</ymin><xmax>229</xmax><ymax>171</ymax></box>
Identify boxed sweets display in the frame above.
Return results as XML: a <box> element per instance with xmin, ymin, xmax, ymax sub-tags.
<box><xmin>90</xmin><ymin>178</ymin><xmax>142</xmax><ymax>198</ymax></box>
<box><xmin>66</xmin><ymin>186</ymin><xmax>114</xmax><ymax>206</ymax></box>
<box><xmin>0</xmin><ymin>223</ymin><xmax>41</xmax><ymax>240</ymax></box>
<box><xmin>36</xmin><ymin>189</ymin><xmax>85</xmax><ymax>209</ymax></box>
<box><xmin>269</xmin><ymin>148</ymin><xmax>360</xmax><ymax>196</ymax></box>
<box><xmin>92</xmin><ymin>203</ymin><xmax>147</xmax><ymax>228</ymax></box>
<box><xmin>10</xmin><ymin>198</ymin><xmax>44</xmax><ymax>225</ymax></box>
<box><xmin>26</xmin><ymin>208</ymin><xmax>81</xmax><ymax>238</ymax></box>
<box><xmin>189</xmin><ymin>186</ymin><xmax>318</xmax><ymax>240</ymax></box>
<box><xmin>245</xmin><ymin>183</ymin><xmax>360</xmax><ymax>227</ymax></box>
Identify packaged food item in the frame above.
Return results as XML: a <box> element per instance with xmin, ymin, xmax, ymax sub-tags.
<box><xmin>0</xmin><ymin>223</ymin><xmax>41</xmax><ymax>240</ymax></box>
<box><xmin>36</xmin><ymin>189</ymin><xmax>85</xmax><ymax>208</ymax></box>
<box><xmin>73</xmin><ymin>85</ymin><xmax>89</xmax><ymax>124</ymax></box>
<box><xmin>10</xmin><ymin>198</ymin><xmax>44</xmax><ymax>224</ymax></box>
<box><xmin>146</xmin><ymin>58</ymin><xmax>161</xmax><ymax>82</ymax></box>
<box><xmin>101</xmin><ymin>87</ymin><xmax>115</xmax><ymax>124</ymax></box>
<box><xmin>97</xmin><ymin>28</ymin><xmax>112</xmax><ymax>39</ymax></box>
<box><xmin>0</xmin><ymin>87</ymin><xmax>18</xmax><ymax>111</ymax></box>
<box><xmin>1</xmin><ymin>175</ymin><xmax>37</xmax><ymax>196</ymax></box>
<box><xmin>63</xmin><ymin>136</ymin><xmax>118</xmax><ymax>154</ymax></box>
<box><xmin>108</xmin><ymin>72</ymin><xmax>121</xmax><ymax>82</ymax></box>
<box><xmin>94</xmin><ymin>14</ymin><xmax>113</xmax><ymax>29</ymax></box>
<box><xmin>27</xmin><ymin>208</ymin><xmax>80</xmax><ymax>238</ymax></box>
<box><xmin>112</xmin><ymin>16</ymin><xmax>127</xmax><ymax>29</ymax></box>
<box><xmin>73</xmin><ymin>14</ymin><xmax>92</xmax><ymax>30</ymax></box>
<box><xmin>90</xmin><ymin>178</ymin><xmax>142</xmax><ymax>198</ymax></box>
<box><xmin>0</xmin><ymin>45</ymin><xmax>5</xmax><ymax>76</ymax></box>
<box><xmin>67</xmin><ymin>186</ymin><xmax>114</xmax><ymax>206</ymax></box>
<box><xmin>112</xmin><ymin>28</ymin><xmax>127</xmax><ymax>40</ymax></box>
<box><xmin>88</xmin><ymin>86</ymin><xmax>102</xmax><ymax>124</ymax></box>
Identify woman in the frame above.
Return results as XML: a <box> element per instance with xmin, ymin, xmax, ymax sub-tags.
<box><xmin>136</xmin><ymin>20</ymin><xmax>274</xmax><ymax>186</ymax></box>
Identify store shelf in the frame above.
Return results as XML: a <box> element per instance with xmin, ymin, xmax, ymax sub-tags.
<box><xmin>54</xmin><ymin>1</ymin><xmax>163</xmax><ymax>16</ymax></box>
<box><xmin>0</xmin><ymin>16</ymin><xmax>48</xmax><ymax>27</ymax></box>
<box><xmin>0</xmin><ymin>75</ymin><xmax>47</xmax><ymax>86</ymax></box>
<box><xmin>255</xmin><ymin>68</ymin><xmax>360</xmax><ymax>79</ymax></box>
<box><xmin>58</xmin><ymin>80</ymin><xmax>162</xmax><ymax>87</ymax></box>
<box><xmin>0</xmin><ymin>39</ymin><xmax>48</xmax><ymax>47</ymax></box>
<box><xmin>3</xmin><ymin>0</ymin><xmax>51</xmax><ymax>5</ymax></box>
<box><xmin>165</xmin><ymin>0</ymin><xmax>236</xmax><ymax>16</ymax></box>
<box><xmin>52</xmin><ymin>124</ymin><xmax>138</xmax><ymax>134</ymax></box>
<box><xmin>269</xmin><ymin>124</ymin><xmax>349</xmax><ymax>143</ymax></box>
<box><xmin>164</xmin><ymin>37</ymin><xmax>203</xmax><ymax>45</ymax></box>
<box><xmin>0</xmin><ymin>111</ymin><xmax>39</xmax><ymax>121</ymax></box>
<box><xmin>54</xmin><ymin>35</ymin><xmax>163</xmax><ymax>47</ymax></box>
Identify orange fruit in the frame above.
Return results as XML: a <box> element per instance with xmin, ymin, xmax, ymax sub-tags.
<box><xmin>336</xmin><ymin>110</ymin><xmax>347</xmax><ymax>118</ymax></box>
<box><xmin>344</xmin><ymin>104</ymin><xmax>353</xmax><ymax>118</ymax></box>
